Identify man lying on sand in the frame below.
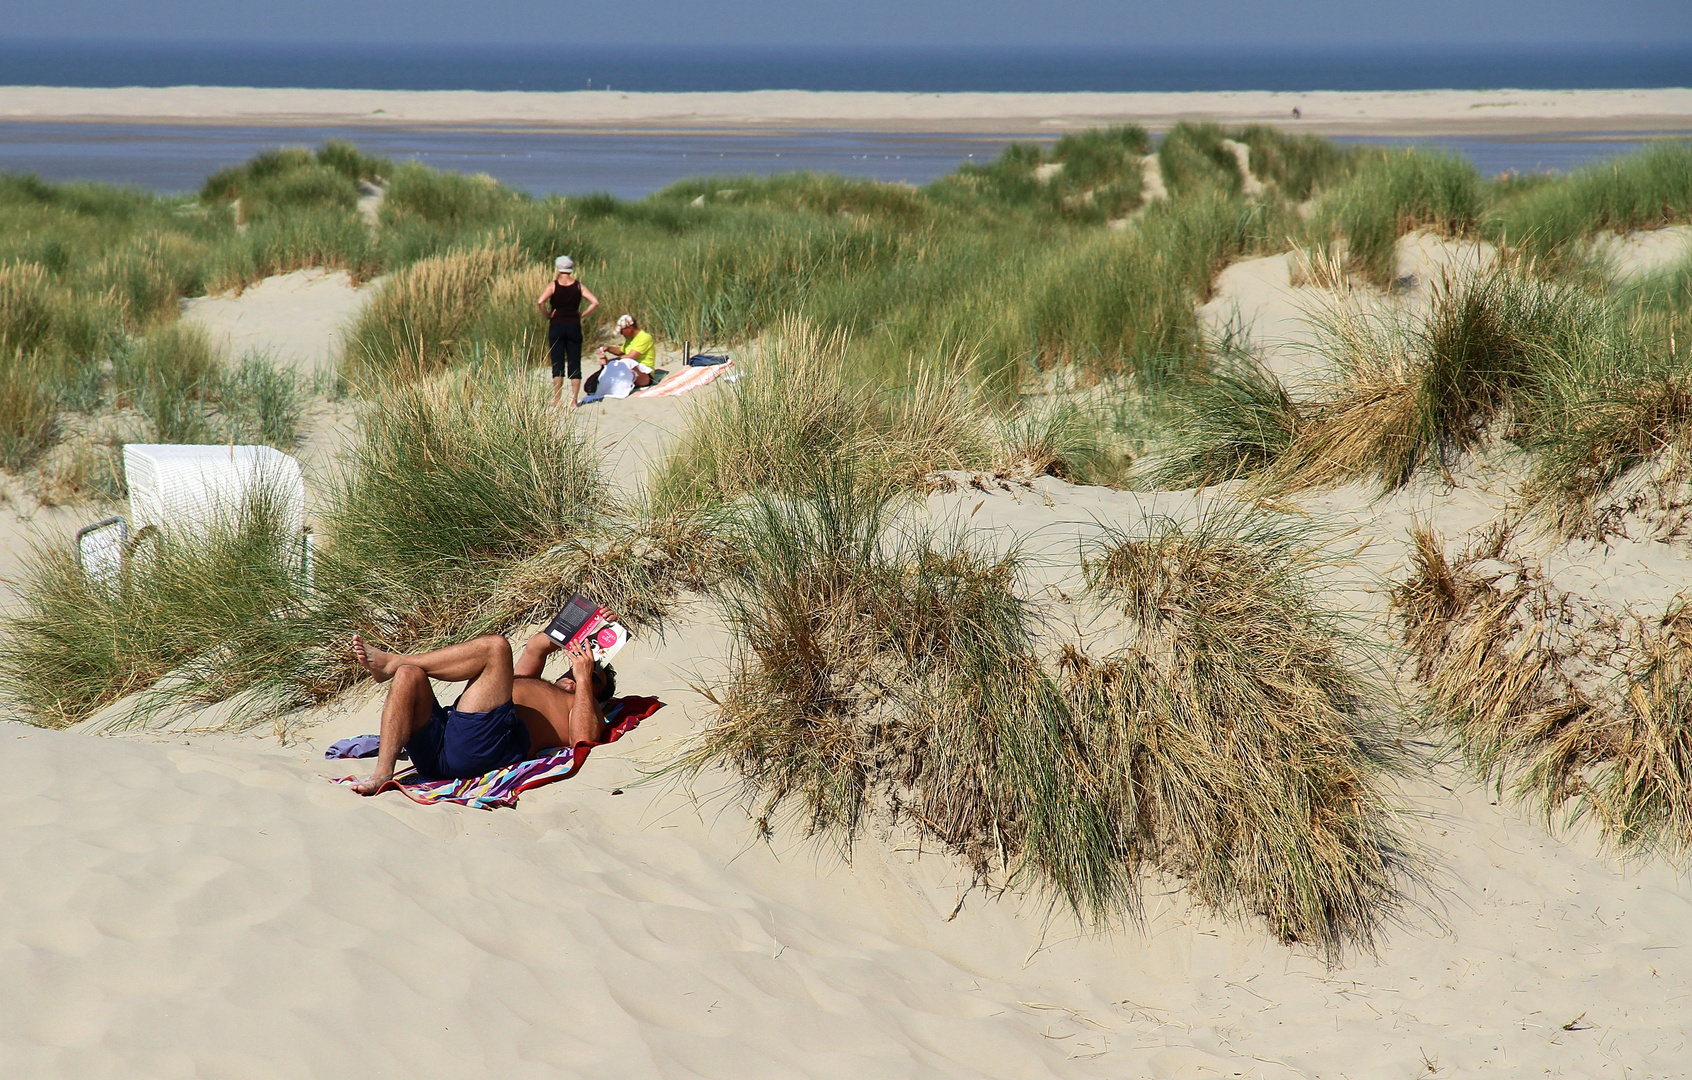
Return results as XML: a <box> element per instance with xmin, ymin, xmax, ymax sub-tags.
<box><xmin>349</xmin><ymin>631</ymin><xmax>616</xmax><ymax>795</ymax></box>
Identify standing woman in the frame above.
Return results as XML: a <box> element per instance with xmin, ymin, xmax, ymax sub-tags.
<box><xmin>536</xmin><ymin>256</ymin><xmax>600</xmax><ymax>408</ymax></box>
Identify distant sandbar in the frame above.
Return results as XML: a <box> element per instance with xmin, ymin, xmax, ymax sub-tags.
<box><xmin>0</xmin><ymin>86</ymin><xmax>1689</xmax><ymax>137</ymax></box>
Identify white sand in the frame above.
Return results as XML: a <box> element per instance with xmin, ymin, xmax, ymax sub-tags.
<box><xmin>180</xmin><ymin>267</ymin><xmax>377</xmax><ymax>379</ymax></box>
<box><xmin>7</xmin><ymin>255</ymin><xmax>1692</xmax><ymax>1076</ymax></box>
<box><xmin>1198</xmin><ymin>230</ymin><xmax>1499</xmax><ymax>393</ymax></box>
<box><xmin>0</xmin><ymin>493</ymin><xmax>90</xmax><ymax>618</ymax></box>
<box><xmin>2</xmin><ymin>86</ymin><xmax>1690</xmax><ymax>136</ymax></box>
<box><xmin>1592</xmin><ymin>224</ymin><xmax>1692</xmax><ymax>282</ymax></box>
<box><xmin>6</xmin><ymin>480</ymin><xmax>1692</xmax><ymax>1077</ymax></box>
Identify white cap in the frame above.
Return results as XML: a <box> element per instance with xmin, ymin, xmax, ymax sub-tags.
<box><xmin>615</xmin><ymin>314</ymin><xmax>635</xmax><ymax>329</ymax></box>
<box><xmin>555</xmin><ymin>256</ymin><xmax>574</xmax><ymax>273</ymax></box>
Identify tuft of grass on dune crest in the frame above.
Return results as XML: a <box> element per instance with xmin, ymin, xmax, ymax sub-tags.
<box><xmin>201</xmin><ymin>142</ymin><xmax>390</xmax><ymax>220</ymax></box>
<box><xmin>1233</xmin><ymin>124</ymin><xmax>1356</xmax><ymax>202</ymax></box>
<box><xmin>1395</xmin><ymin>523</ymin><xmax>1692</xmax><ymax>858</ymax></box>
<box><xmin>1027</xmin><ymin>189</ymin><xmax>1294</xmax><ymax>375</ymax></box>
<box><xmin>209</xmin><ymin>207</ymin><xmax>381</xmax><ymax>293</ymax></box>
<box><xmin>2</xmin><ymin>366</ymin><xmax>709</xmax><ymax>727</ymax></box>
<box><xmin>1148</xmin><ymin>269</ymin><xmax>1611</xmax><ymax>496</ymax></box>
<box><xmin>341</xmin><ymin>243</ymin><xmax>543</xmax><ymax>386</ymax></box>
<box><xmin>1311</xmin><ymin>148</ymin><xmax>1483</xmax><ymax>288</ymax></box>
<box><xmin>112</xmin><ymin>320</ymin><xmax>226</xmax><ymax>443</ymax></box>
<box><xmin>928</xmin><ymin>125</ymin><xmax>1149</xmax><ymax>222</ymax></box>
<box><xmin>1077</xmin><ymin>508</ymin><xmax>1410</xmax><ymax>953</ymax></box>
<box><xmin>0</xmin><ymin>481</ymin><xmax>310</xmax><ymax>728</ymax></box>
<box><xmin>1143</xmin><ymin>355</ymin><xmax>1301</xmax><ymax>489</ymax></box>
<box><xmin>1516</xmin><ymin>326</ymin><xmax>1692</xmax><ymax>536</ymax></box>
<box><xmin>679</xmin><ymin>471</ymin><xmax>1410</xmax><ymax>956</ymax></box>
<box><xmin>196</xmin><ymin>143</ymin><xmax>387</xmax><ymax>291</ymax></box>
<box><xmin>1041</xmin><ymin>124</ymin><xmax>1151</xmax><ymax>220</ymax></box>
<box><xmin>1158</xmin><ymin>123</ymin><xmax>1246</xmax><ymax>199</ymax></box>
<box><xmin>657</xmin><ymin>170</ymin><xmax>932</xmax><ymax>224</ymax></box>
<box><xmin>379</xmin><ymin>160</ymin><xmax>529</xmax><ymax>230</ymax></box>
<box><xmin>648</xmin><ymin>318</ymin><xmax>995</xmax><ymax>510</ymax></box>
<box><xmin>1496</xmin><ymin>140</ymin><xmax>1692</xmax><ymax>260</ymax></box>
<box><xmin>1303</xmin><ymin>269</ymin><xmax>1603</xmax><ymax>491</ymax></box>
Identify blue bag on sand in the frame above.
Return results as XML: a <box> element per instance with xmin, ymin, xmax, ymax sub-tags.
<box><xmin>687</xmin><ymin>353</ymin><xmax>731</xmax><ymax>367</ymax></box>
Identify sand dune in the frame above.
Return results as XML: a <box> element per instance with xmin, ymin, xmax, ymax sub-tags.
<box><xmin>2</xmin><ymin>85</ymin><xmax>1690</xmax><ymax>136</ymax></box>
<box><xmin>180</xmin><ymin>267</ymin><xmax>377</xmax><ymax>380</ymax></box>
<box><xmin>5</xmin><ymin>479</ymin><xmax>1692</xmax><ymax>1078</ymax></box>
<box><xmin>6</xmin><ymin>249</ymin><xmax>1692</xmax><ymax>1077</ymax></box>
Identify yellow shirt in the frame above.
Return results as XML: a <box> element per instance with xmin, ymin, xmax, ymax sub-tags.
<box><xmin>623</xmin><ymin>330</ymin><xmax>656</xmax><ymax>372</ymax></box>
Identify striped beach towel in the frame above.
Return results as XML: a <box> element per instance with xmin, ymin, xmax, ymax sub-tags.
<box><xmin>634</xmin><ymin>359</ymin><xmax>734</xmax><ymax>398</ymax></box>
<box><xmin>331</xmin><ymin>695</ymin><xmax>663</xmax><ymax>810</ymax></box>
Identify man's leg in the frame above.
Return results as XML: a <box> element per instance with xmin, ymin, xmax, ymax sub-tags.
<box><xmin>351</xmin><ymin>664</ymin><xmax>435</xmax><ymax>795</ymax></box>
<box><xmin>354</xmin><ymin>633</ymin><xmax>514</xmax><ymax>713</ymax></box>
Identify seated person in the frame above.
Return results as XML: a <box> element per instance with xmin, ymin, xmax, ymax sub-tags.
<box><xmin>587</xmin><ymin>314</ymin><xmax>656</xmax><ymax>392</ymax></box>
<box><xmin>349</xmin><ymin>630</ymin><xmax>617</xmax><ymax>795</ymax></box>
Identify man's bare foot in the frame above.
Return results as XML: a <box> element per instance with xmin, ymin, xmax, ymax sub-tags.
<box><xmin>351</xmin><ymin>769</ymin><xmax>394</xmax><ymax>796</ymax></box>
<box><xmin>352</xmin><ymin>634</ymin><xmax>398</xmax><ymax>682</ymax></box>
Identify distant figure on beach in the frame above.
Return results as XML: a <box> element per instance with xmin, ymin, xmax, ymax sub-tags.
<box><xmin>1292</xmin><ymin>107</ymin><xmax>1302</xmax><ymax>119</ymax></box>
<box><xmin>349</xmin><ymin>631</ymin><xmax>616</xmax><ymax>795</ymax></box>
<box><xmin>588</xmin><ymin>314</ymin><xmax>656</xmax><ymax>395</ymax></box>
<box><xmin>537</xmin><ymin>255</ymin><xmax>600</xmax><ymax>408</ymax></box>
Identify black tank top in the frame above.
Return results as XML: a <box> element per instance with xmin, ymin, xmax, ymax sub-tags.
<box><xmin>548</xmin><ymin>280</ymin><xmax>582</xmax><ymax>323</ymax></box>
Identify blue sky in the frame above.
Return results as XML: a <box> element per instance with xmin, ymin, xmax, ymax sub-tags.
<box><xmin>5</xmin><ymin>0</ymin><xmax>1689</xmax><ymax>48</ymax></box>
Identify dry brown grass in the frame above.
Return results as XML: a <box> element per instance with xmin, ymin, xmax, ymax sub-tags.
<box><xmin>649</xmin><ymin>317</ymin><xmax>996</xmax><ymax>509</ymax></box>
<box><xmin>681</xmin><ymin>479</ymin><xmax>1411</xmax><ymax>957</ymax></box>
<box><xmin>1262</xmin><ymin>364</ymin><xmax>1420</xmax><ymax>493</ymax></box>
<box><xmin>1394</xmin><ymin>521</ymin><xmax>1692</xmax><ymax>857</ymax></box>
<box><xmin>1153</xmin><ymin>269</ymin><xmax>1606</xmax><ymax>498</ymax></box>
<box><xmin>341</xmin><ymin>243</ymin><xmax>543</xmax><ymax>386</ymax></box>
<box><xmin>1288</xmin><ymin>240</ymin><xmax>1352</xmax><ymax>290</ymax></box>
<box><xmin>1078</xmin><ymin>510</ymin><xmax>1412</xmax><ymax>953</ymax></box>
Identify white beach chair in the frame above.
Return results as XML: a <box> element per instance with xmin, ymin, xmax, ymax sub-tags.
<box><xmin>77</xmin><ymin>443</ymin><xmax>312</xmax><ymax>585</ymax></box>
<box><xmin>75</xmin><ymin>516</ymin><xmax>128</xmax><ymax>593</ymax></box>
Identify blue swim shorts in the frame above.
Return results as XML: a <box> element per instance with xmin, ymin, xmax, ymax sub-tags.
<box><xmin>404</xmin><ymin>698</ymin><xmax>532</xmax><ymax>780</ymax></box>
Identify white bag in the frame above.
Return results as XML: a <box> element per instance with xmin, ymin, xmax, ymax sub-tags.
<box><xmin>599</xmin><ymin>359</ymin><xmax>637</xmax><ymax>399</ymax></box>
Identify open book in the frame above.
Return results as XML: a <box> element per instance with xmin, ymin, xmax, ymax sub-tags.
<box><xmin>542</xmin><ymin>594</ymin><xmax>629</xmax><ymax>664</ymax></box>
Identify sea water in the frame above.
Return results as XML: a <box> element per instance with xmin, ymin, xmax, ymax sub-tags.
<box><xmin>0</xmin><ymin>121</ymin><xmax>1667</xmax><ymax>201</ymax></box>
<box><xmin>3</xmin><ymin>41</ymin><xmax>1688</xmax><ymax>94</ymax></box>
<box><xmin>0</xmin><ymin>42</ymin><xmax>1685</xmax><ymax>198</ymax></box>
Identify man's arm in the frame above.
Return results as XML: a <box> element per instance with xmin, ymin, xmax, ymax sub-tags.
<box><xmin>566</xmin><ymin>641</ymin><xmax>606</xmax><ymax>740</ymax></box>
<box><xmin>535</xmin><ymin>281</ymin><xmax>555</xmax><ymax>318</ymax></box>
<box><xmin>514</xmin><ymin>632</ymin><xmax>559</xmax><ymax>678</ymax></box>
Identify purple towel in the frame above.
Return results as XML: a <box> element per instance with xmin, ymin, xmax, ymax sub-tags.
<box><xmin>326</xmin><ymin>735</ymin><xmax>383</xmax><ymax>759</ymax></box>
